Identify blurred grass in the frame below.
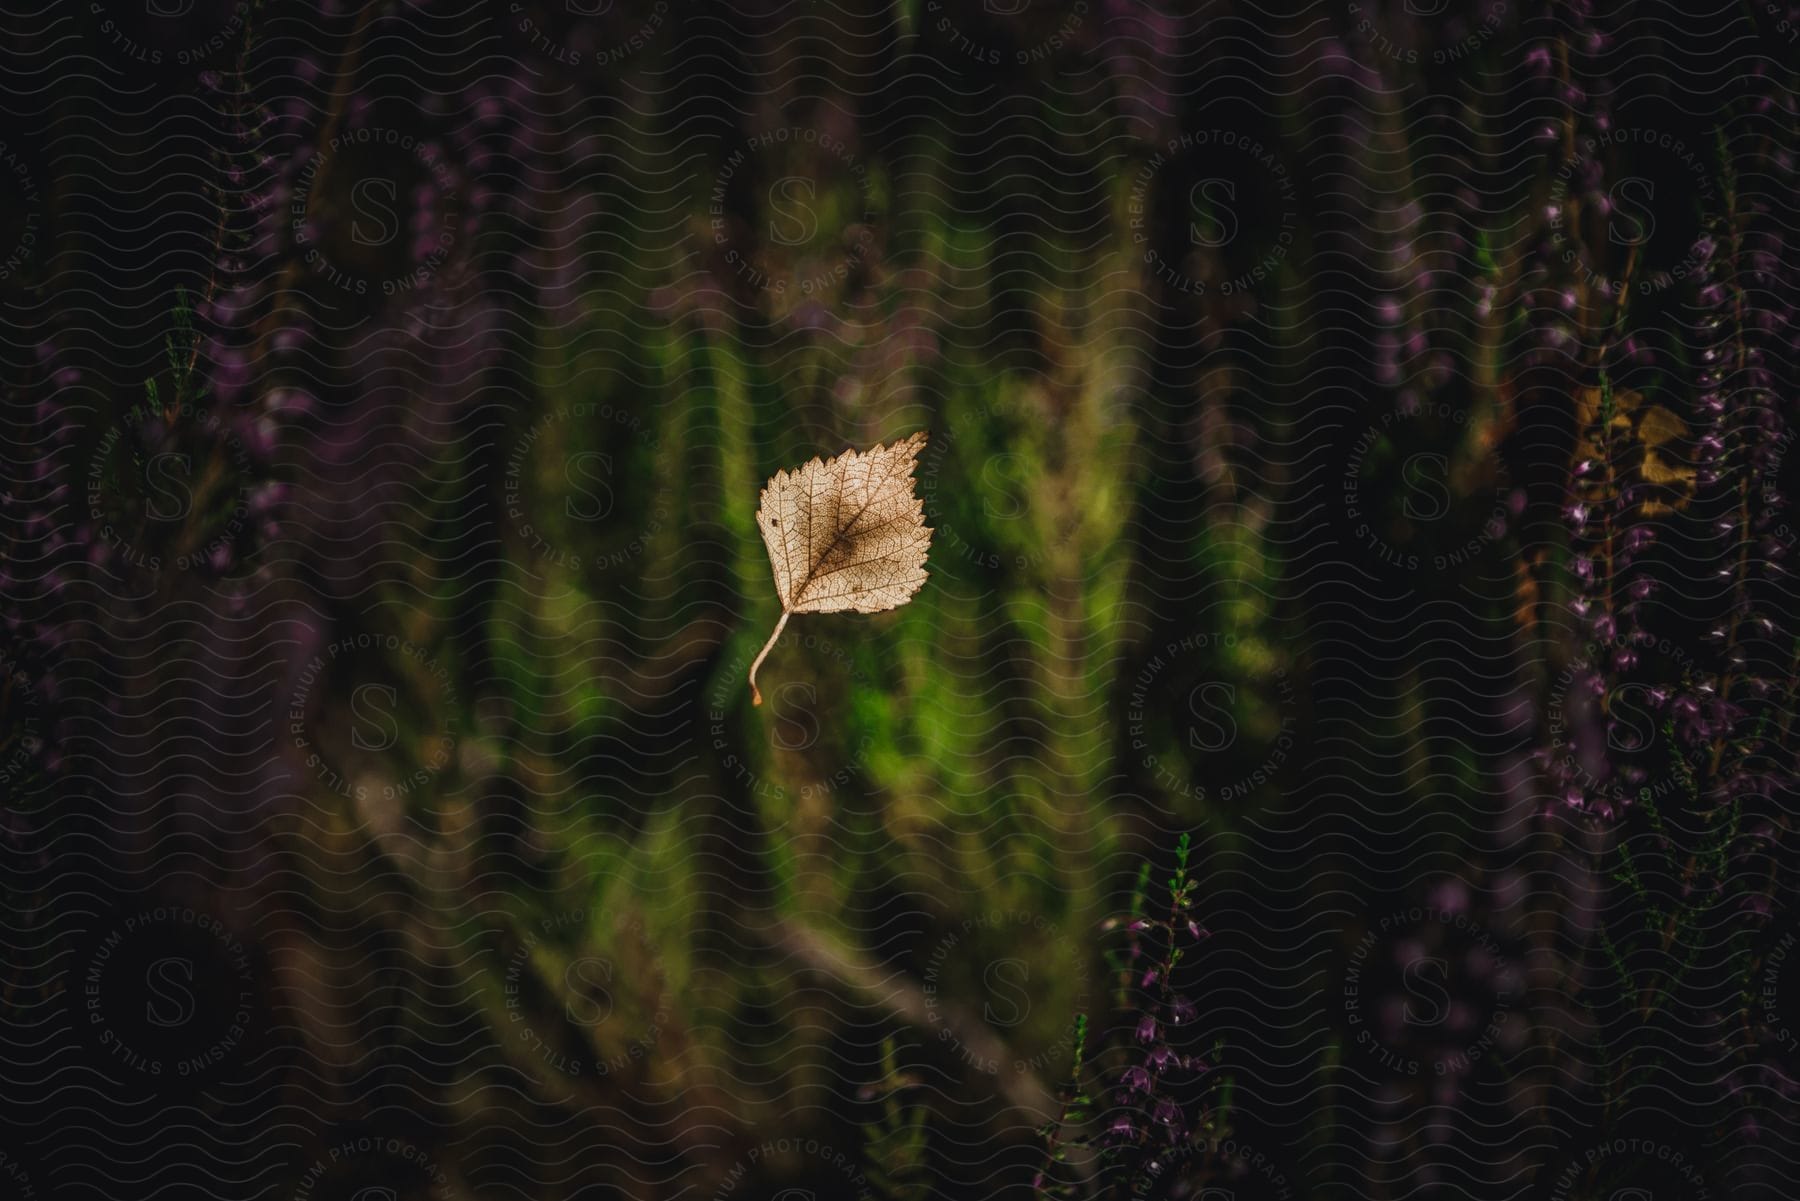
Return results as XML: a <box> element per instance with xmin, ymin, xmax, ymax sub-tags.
<box><xmin>431</xmin><ymin>120</ymin><xmax>1157</xmax><ymax>1152</ymax></box>
<box><xmin>239</xmin><ymin>36</ymin><xmax>1562</xmax><ymax>1191</ymax></box>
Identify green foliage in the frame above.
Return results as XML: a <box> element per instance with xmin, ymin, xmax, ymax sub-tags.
<box><xmin>861</xmin><ymin>1037</ymin><xmax>931</xmax><ymax>1201</ymax></box>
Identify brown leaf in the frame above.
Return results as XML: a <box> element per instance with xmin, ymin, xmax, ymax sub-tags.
<box><xmin>1634</xmin><ymin>404</ymin><xmax>1696</xmax><ymax>490</ymax></box>
<box><xmin>1572</xmin><ymin>387</ymin><xmax>1696</xmax><ymax>517</ymax></box>
<box><xmin>747</xmin><ymin>432</ymin><xmax>932</xmax><ymax>705</ymax></box>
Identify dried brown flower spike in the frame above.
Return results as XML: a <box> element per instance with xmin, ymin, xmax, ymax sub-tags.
<box><xmin>748</xmin><ymin>432</ymin><xmax>932</xmax><ymax>705</ymax></box>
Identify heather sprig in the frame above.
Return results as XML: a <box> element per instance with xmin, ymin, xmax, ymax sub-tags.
<box><xmin>1034</xmin><ymin>834</ymin><xmax>1218</xmax><ymax>1199</ymax></box>
<box><xmin>1528</xmin><ymin>75</ymin><xmax>1799</xmax><ymax>1168</ymax></box>
<box><xmin>1031</xmin><ymin>1014</ymin><xmax>1091</xmax><ymax>1199</ymax></box>
<box><xmin>859</xmin><ymin>1036</ymin><xmax>930</xmax><ymax>1201</ymax></box>
<box><xmin>1539</xmin><ymin>120</ymin><xmax>1794</xmax><ymax>820</ymax></box>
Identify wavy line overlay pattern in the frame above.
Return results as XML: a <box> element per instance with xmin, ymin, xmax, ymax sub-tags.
<box><xmin>0</xmin><ymin>1</ymin><xmax>1796</xmax><ymax>1199</ymax></box>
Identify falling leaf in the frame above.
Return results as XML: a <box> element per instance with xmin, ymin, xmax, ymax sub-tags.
<box><xmin>748</xmin><ymin>432</ymin><xmax>932</xmax><ymax>705</ymax></box>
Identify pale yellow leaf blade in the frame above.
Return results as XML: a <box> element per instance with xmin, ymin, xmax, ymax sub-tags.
<box><xmin>747</xmin><ymin>432</ymin><xmax>932</xmax><ymax>704</ymax></box>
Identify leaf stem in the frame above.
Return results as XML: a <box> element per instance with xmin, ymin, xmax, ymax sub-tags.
<box><xmin>748</xmin><ymin>609</ymin><xmax>791</xmax><ymax>706</ymax></box>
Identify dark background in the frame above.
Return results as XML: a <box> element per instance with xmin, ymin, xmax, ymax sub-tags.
<box><xmin>1</xmin><ymin>1</ymin><xmax>1796</xmax><ymax>1198</ymax></box>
